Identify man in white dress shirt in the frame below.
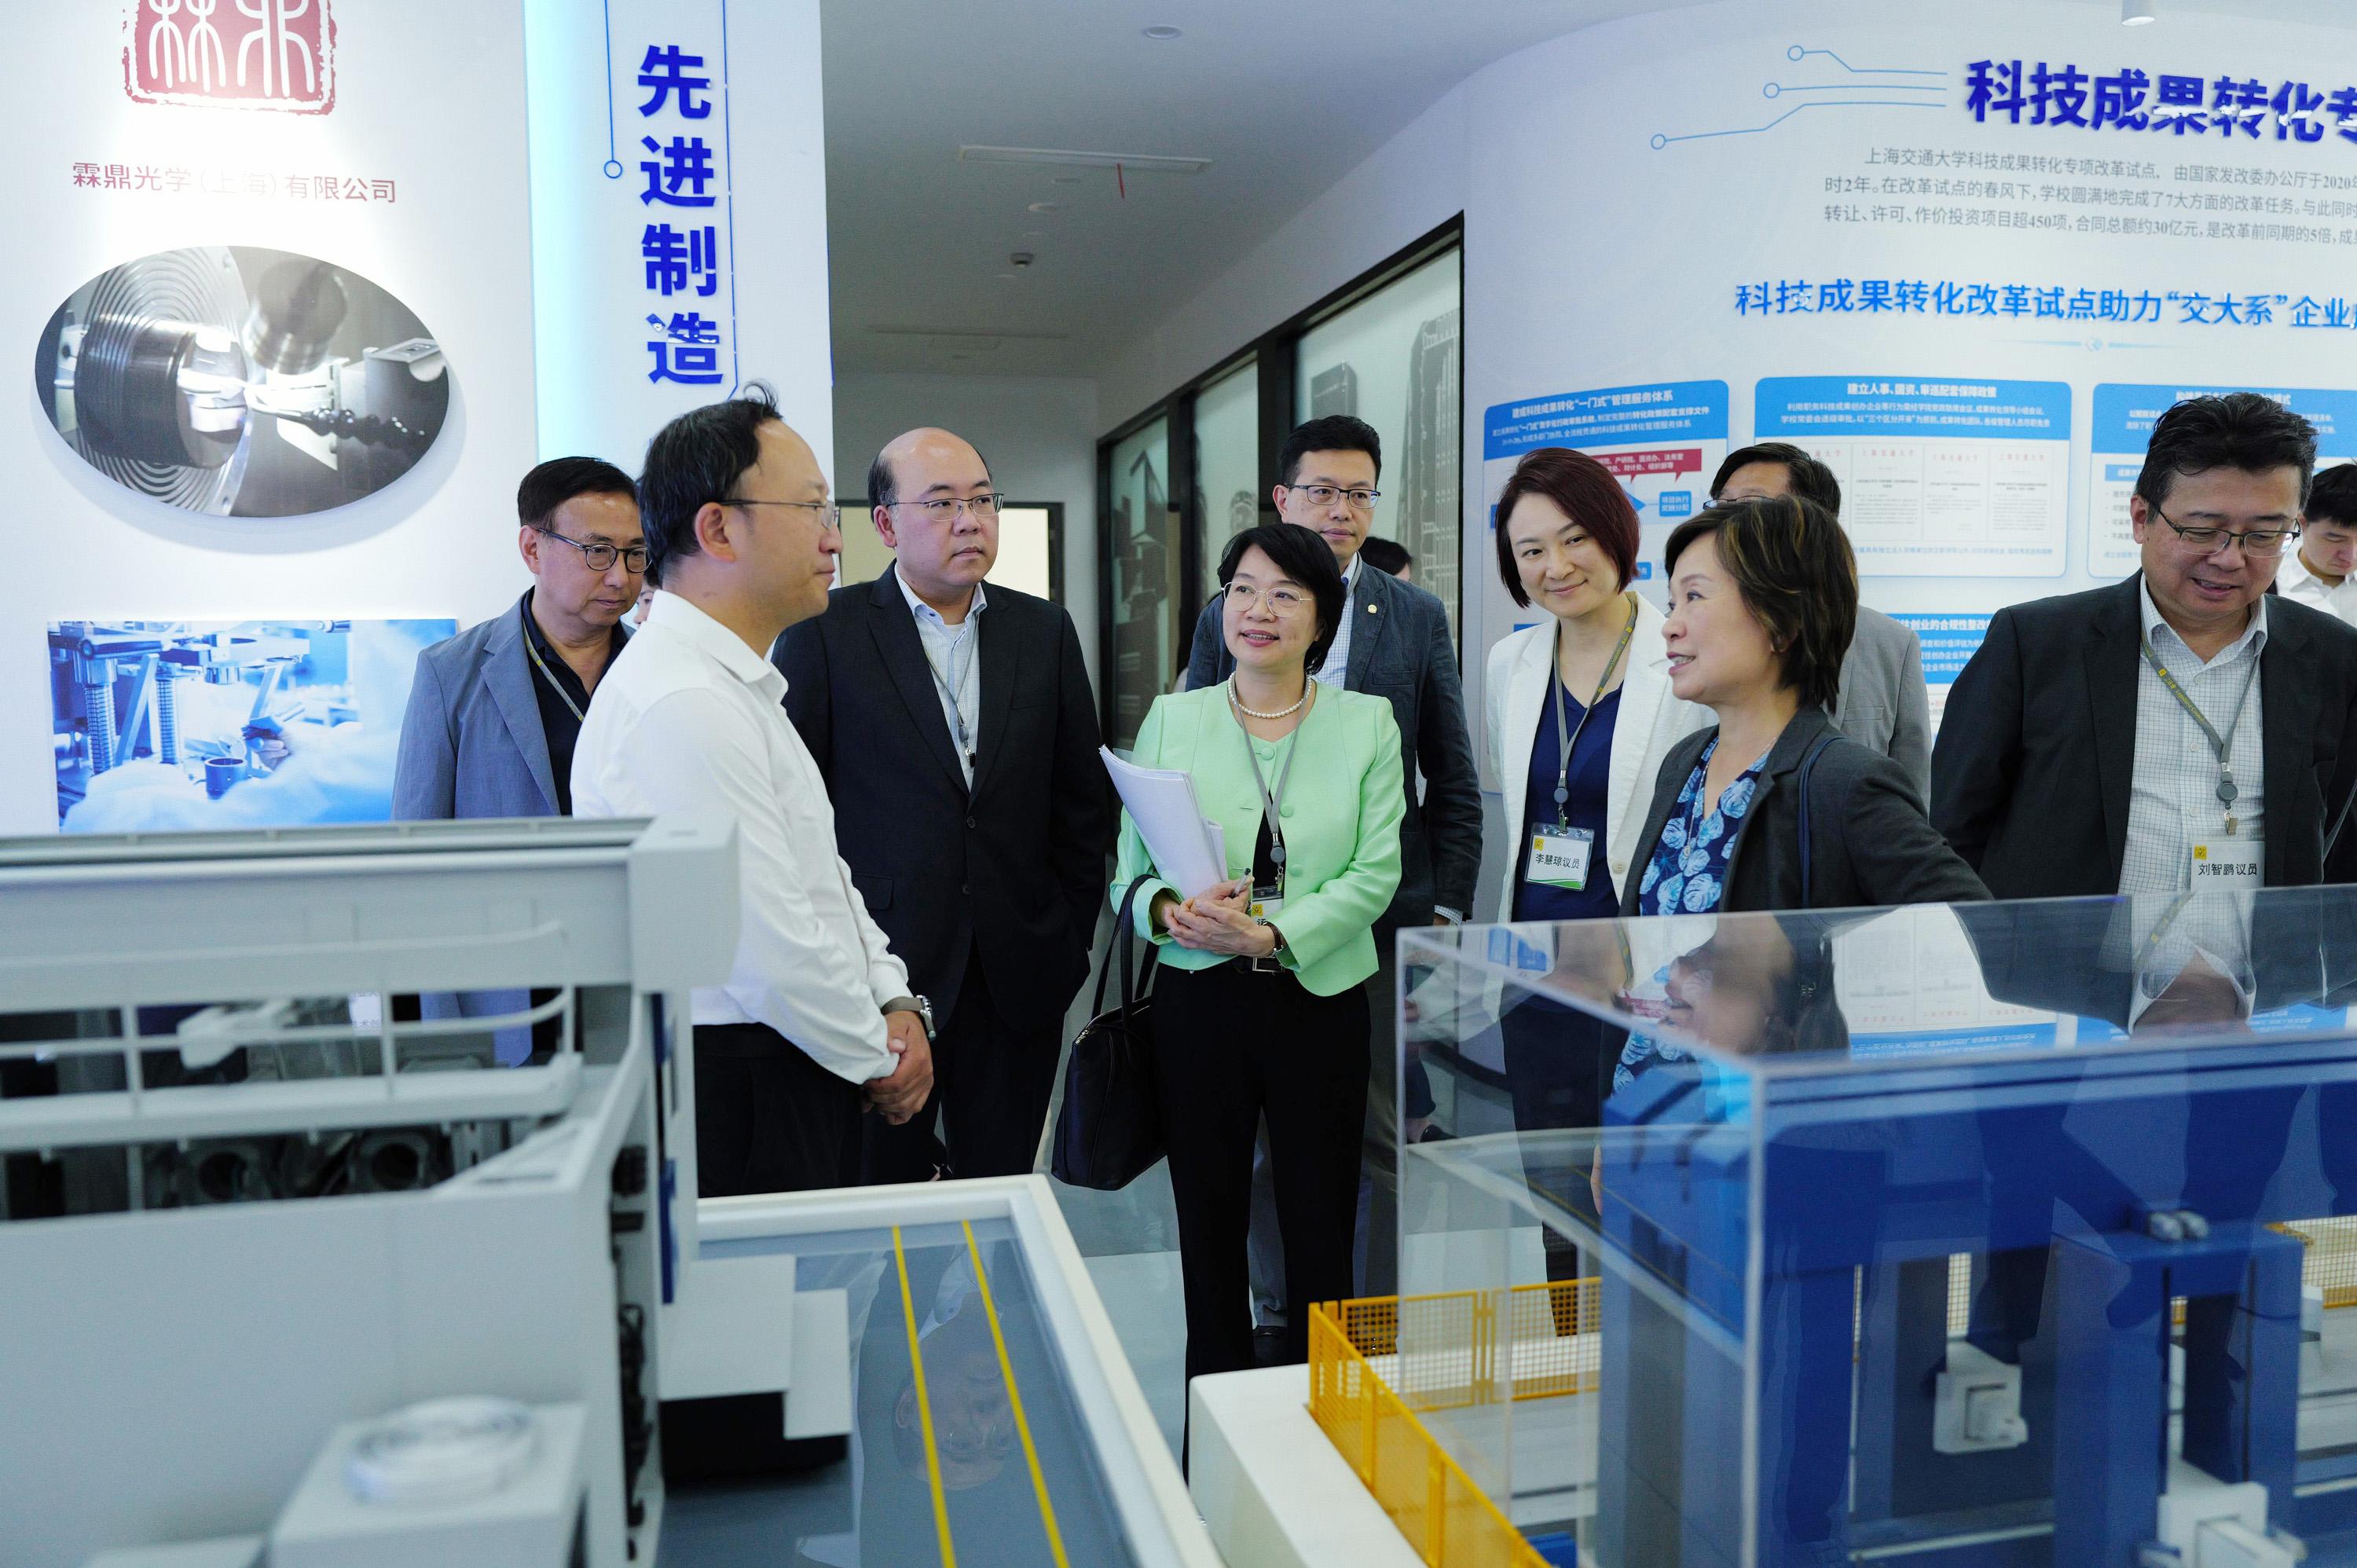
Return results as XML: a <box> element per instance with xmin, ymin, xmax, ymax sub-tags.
<box><xmin>2275</xmin><ymin>462</ymin><xmax>2357</xmax><ymax>627</ymax></box>
<box><xmin>574</xmin><ymin>383</ymin><xmax>933</xmax><ymax>1196</ymax></box>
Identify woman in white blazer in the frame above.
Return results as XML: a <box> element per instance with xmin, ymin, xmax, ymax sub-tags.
<box><xmin>1479</xmin><ymin>447</ymin><xmax>1710</xmax><ymax>1178</ymax></box>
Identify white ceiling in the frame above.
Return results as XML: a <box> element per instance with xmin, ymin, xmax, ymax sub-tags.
<box><xmin>819</xmin><ymin>0</ymin><xmax>2352</xmax><ymax>381</ymax></box>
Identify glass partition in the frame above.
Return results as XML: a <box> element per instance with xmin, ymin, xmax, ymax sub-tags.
<box><xmin>1192</xmin><ymin>359</ymin><xmax>1260</xmax><ymax>607</ymax></box>
<box><xmin>1105</xmin><ymin>416</ymin><xmax>1175</xmax><ymax>750</ymax></box>
<box><xmin>1296</xmin><ymin>248</ymin><xmax>1461</xmax><ymax>633</ymax></box>
<box><xmin>1394</xmin><ymin>890</ymin><xmax>2357</xmax><ymax>1566</ymax></box>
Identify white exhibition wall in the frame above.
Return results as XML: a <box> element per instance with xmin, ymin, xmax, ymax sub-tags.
<box><xmin>2</xmin><ymin>0</ymin><xmax>538</xmax><ymax>835</ymax></box>
<box><xmin>6</xmin><ymin>1</ymin><xmax>834</xmax><ymax>837</ymax></box>
<box><xmin>526</xmin><ymin>0</ymin><xmax>834</xmax><ymax>486</ymax></box>
<box><xmin>1461</xmin><ymin>0</ymin><xmax>2357</xmax><ymax>734</ymax></box>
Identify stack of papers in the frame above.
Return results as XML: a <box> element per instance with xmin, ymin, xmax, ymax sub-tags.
<box><xmin>1100</xmin><ymin>748</ymin><xmax>1229</xmax><ymax>899</ymax></box>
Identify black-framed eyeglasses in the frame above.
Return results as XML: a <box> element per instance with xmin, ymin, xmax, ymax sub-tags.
<box><xmin>533</xmin><ymin>526</ymin><xmax>649</xmax><ymax>573</ymax></box>
<box><xmin>885</xmin><ymin>493</ymin><xmax>1005</xmax><ymax>522</ymax></box>
<box><xmin>2150</xmin><ymin>503</ymin><xmax>2300</xmax><ymax>559</ymax></box>
<box><xmin>724</xmin><ymin>497</ymin><xmax>843</xmax><ymax>530</ymax></box>
<box><xmin>1283</xmin><ymin>483</ymin><xmax>1380</xmax><ymax>512</ymax></box>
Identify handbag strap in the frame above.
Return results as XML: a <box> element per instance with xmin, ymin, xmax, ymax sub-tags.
<box><xmin>1094</xmin><ymin>875</ymin><xmax>1157</xmax><ymax>1015</ymax></box>
<box><xmin>1794</xmin><ymin>735</ymin><xmax>1837</xmax><ymax>909</ymax></box>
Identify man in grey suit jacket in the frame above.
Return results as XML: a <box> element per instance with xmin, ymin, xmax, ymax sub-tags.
<box><xmin>392</xmin><ymin>457</ymin><xmax>644</xmax><ymax>821</ymax></box>
<box><xmin>390</xmin><ymin>457</ymin><xmax>643</xmax><ymax>1061</ymax></box>
<box><xmin>1183</xmin><ymin>415</ymin><xmax>1483</xmax><ymax>1311</ymax></box>
<box><xmin>1713</xmin><ymin>443</ymin><xmax>1931</xmax><ymax>799</ymax></box>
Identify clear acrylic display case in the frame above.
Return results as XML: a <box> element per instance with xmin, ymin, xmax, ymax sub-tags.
<box><xmin>1395</xmin><ymin>889</ymin><xmax>2357</xmax><ymax>1568</ymax></box>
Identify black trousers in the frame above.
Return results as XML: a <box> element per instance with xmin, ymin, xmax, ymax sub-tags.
<box><xmin>861</xmin><ymin>947</ymin><xmax>1064</xmax><ymax>1183</ymax></box>
<box><xmin>693</xmin><ymin>1023</ymin><xmax>864</xmax><ymax>1197</ymax></box>
<box><xmin>1153</xmin><ymin>960</ymin><xmax>1369</xmax><ymax>1384</ymax></box>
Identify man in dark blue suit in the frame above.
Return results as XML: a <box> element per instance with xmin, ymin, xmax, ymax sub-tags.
<box><xmin>775</xmin><ymin>428</ymin><xmax>1113</xmax><ymax>1181</ymax></box>
<box><xmin>390</xmin><ymin>457</ymin><xmax>643</xmax><ymax>1061</ymax></box>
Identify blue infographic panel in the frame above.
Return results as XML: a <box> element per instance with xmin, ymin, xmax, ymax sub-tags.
<box><xmin>2086</xmin><ymin>383</ymin><xmax>2357</xmax><ymax>574</ymax></box>
<box><xmin>1890</xmin><ymin>611</ymin><xmax>1993</xmax><ymax>734</ymax></box>
<box><xmin>1483</xmin><ymin>380</ymin><xmax>1730</xmax><ymax>592</ymax></box>
<box><xmin>1754</xmin><ymin>377</ymin><xmax>2073</xmax><ymax>578</ymax></box>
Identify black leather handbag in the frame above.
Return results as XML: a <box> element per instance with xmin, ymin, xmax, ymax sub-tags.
<box><xmin>1050</xmin><ymin>875</ymin><xmax>1165</xmax><ymax>1190</ymax></box>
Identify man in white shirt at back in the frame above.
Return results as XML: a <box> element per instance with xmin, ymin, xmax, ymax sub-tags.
<box><xmin>2275</xmin><ymin>462</ymin><xmax>2357</xmax><ymax>627</ymax></box>
<box><xmin>574</xmin><ymin>383</ymin><xmax>933</xmax><ymax>1196</ymax></box>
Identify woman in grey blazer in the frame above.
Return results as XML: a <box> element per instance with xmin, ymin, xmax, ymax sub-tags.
<box><xmin>1626</xmin><ymin>496</ymin><xmax>1987</xmax><ymax>917</ymax></box>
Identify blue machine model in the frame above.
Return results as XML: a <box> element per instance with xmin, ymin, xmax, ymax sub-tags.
<box><xmin>1408</xmin><ymin>890</ymin><xmax>2357</xmax><ymax>1568</ymax></box>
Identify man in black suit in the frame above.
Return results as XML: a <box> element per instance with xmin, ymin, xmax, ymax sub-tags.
<box><xmin>775</xmin><ymin>427</ymin><xmax>1113</xmax><ymax>1181</ymax></box>
<box><xmin>1184</xmin><ymin>415</ymin><xmax>1483</xmax><ymax>1303</ymax></box>
<box><xmin>1935</xmin><ymin>392</ymin><xmax>2357</xmax><ymax>900</ymax></box>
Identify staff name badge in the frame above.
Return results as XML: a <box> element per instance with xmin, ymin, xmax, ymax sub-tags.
<box><xmin>1527</xmin><ymin>828</ymin><xmax>1596</xmax><ymax>892</ymax></box>
<box><xmin>1248</xmin><ymin>885</ymin><xmax>1284</xmax><ymax>923</ymax></box>
<box><xmin>2191</xmin><ymin>839</ymin><xmax>2261</xmax><ymax>885</ymax></box>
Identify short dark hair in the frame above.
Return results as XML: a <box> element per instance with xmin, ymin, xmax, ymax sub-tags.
<box><xmin>1358</xmin><ymin>536</ymin><xmax>1412</xmax><ymax>576</ymax></box>
<box><xmin>2136</xmin><ymin>391</ymin><xmax>2319</xmax><ymax>511</ymax></box>
<box><xmin>516</xmin><ymin>456</ymin><xmax>636</xmax><ymax>532</ymax></box>
<box><xmin>1492</xmin><ymin>446</ymin><xmax>1640</xmax><ymax>606</ymax></box>
<box><xmin>1663</xmin><ymin>495</ymin><xmax>1856</xmax><ymax>712</ymax></box>
<box><xmin>866</xmin><ymin>433</ymin><xmax>995</xmax><ymax>514</ymax></box>
<box><xmin>2309</xmin><ymin>463</ymin><xmax>2357</xmax><ymax>528</ymax></box>
<box><xmin>1277</xmin><ymin>415</ymin><xmax>1382</xmax><ymax>488</ymax></box>
<box><xmin>636</xmin><ymin>382</ymin><xmax>780</xmax><ymax>585</ymax></box>
<box><xmin>1711</xmin><ymin>441</ymin><xmax>1842</xmax><ymax>516</ymax></box>
<box><xmin>1217</xmin><ymin>523</ymin><xmax>1347</xmax><ymax>676</ymax></box>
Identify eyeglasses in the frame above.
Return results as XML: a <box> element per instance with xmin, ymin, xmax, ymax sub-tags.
<box><xmin>2150</xmin><ymin>504</ymin><xmax>2299</xmax><ymax>558</ymax></box>
<box><xmin>724</xmin><ymin>497</ymin><xmax>843</xmax><ymax>530</ymax></box>
<box><xmin>885</xmin><ymin>493</ymin><xmax>1005</xmax><ymax>522</ymax></box>
<box><xmin>1222</xmin><ymin>581</ymin><xmax>1311</xmax><ymax>614</ymax></box>
<box><xmin>1285</xmin><ymin>484</ymin><xmax>1380</xmax><ymax>512</ymax></box>
<box><xmin>533</xmin><ymin>527</ymin><xmax>650</xmax><ymax>573</ymax></box>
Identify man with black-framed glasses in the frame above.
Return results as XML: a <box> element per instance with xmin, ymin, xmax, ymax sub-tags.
<box><xmin>1936</xmin><ymin>391</ymin><xmax>2357</xmax><ymax>898</ymax></box>
<box><xmin>394</xmin><ymin>456</ymin><xmax>643</xmax><ymax>822</ymax></box>
<box><xmin>774</xmin><ymin>426</ymin><xmax>1113</xmax><ymax>1185</ymax></box>
<box><xmin>391</xmin><ymin>456</ymin><xmax>643</xmax><ymax>1063</ymax></box>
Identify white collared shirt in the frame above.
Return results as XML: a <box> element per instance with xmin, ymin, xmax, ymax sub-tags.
<box><xmin>897</xmin><ymin>572</ymin><xmax>987</xmax><ymax>788</ymax></box>
<box><xmin>2118</xmin><ymin>583</ymin><xmax>2267</xmax><ymax>898</ymax></box>
<box><xmin>2277</xmin><ymin>548</ymin><xmax>2357</xmax><ymax>628</ymax></box>
<box><xmin>1314</xmin><ymin>553</ymin><xmax>1365</xmax><ymax>689</ymax></box>
<box><xmin>571</xmin><ymin>590</ymin><xmax>906</xmax><ymax>1083</ymax></box>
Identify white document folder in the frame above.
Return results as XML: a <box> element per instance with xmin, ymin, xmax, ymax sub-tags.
<box><xmin>1101</xmin><ymin>747</ymin><xmax>1231</xmax><ymax>899</ymax></box>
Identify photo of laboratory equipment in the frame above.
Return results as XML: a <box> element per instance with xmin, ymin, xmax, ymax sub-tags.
<box><xmin>45</xmin><ymin>617</ymin><xmax>451</xmax><ymax>832</ymax></box>
<box><xmin>33</xmin><ymin>245</ymin><xmax>451</xmax><ymax>522</ymax></box>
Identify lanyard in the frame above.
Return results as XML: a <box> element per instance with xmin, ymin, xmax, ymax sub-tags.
<box><xmin>1235</xmin><ymin>694</ymin><xmax>1306</xmax><ymax>879</ymax></box>
<box><xmin>523</xmin><ymin>628</ymin><xmax>588</xmax><ymax>724</ymax></box>
<box><xmin>1549</xmin><ymin>595</ymin><xmax>1637</xmax><ymax>829</ymax></box>
<box><xmin>922</xmin><ymin>618</ymin><xmax>981</xmax><ymax>771</ymax></box>
<box><xmin>2140</xmin><ymin>632</ymin><xmax>2259</xmax><ymax>833</ymax></box>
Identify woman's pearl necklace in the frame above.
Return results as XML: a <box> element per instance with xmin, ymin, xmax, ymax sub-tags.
<box><xmin>1228</xmin><ymin>676</ymin><xmax>1309</xmax><ymax>721</ymax></box>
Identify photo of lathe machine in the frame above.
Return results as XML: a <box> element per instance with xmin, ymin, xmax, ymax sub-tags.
<box><xmin>33</xmin><ymin>245</ymin><xmax>450</xmax><ymax>522</ymax></box>
<box><xmin>44</xmin><ymin>618</ymin><xmax>447</xmax><ymax>831</ymax></box>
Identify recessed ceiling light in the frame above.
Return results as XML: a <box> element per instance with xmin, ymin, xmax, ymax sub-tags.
<box><xmin>1028</xmin><ymin>201</ymin><xmax>1064</xmax><ymax>214</ymax></box>
<box><xmin>1142</xmin><ymin>24</ymin><xmax>1182</xmax><ymax>40</ymax></box>
<box><xmin>962</xmin><ymin>145</ymin><xmax>1211</xmax><ymax>175</ymax></box>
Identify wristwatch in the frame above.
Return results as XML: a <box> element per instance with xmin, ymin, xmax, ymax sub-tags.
<box><xmin>882</xmin><ymin>995</ymin><xmax>936</xmax><ymax>1041</ymax></box>
<box><xmin>1250</xmin><ymin>918</ymin><xmax>1288</xmax><ymax>974</ymax></box>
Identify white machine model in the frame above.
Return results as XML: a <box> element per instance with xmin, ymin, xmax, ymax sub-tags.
<box><xmin>0</xmin><ymin>819</ymin><xmax>1213</xmax><ymax>1568</ymax></box>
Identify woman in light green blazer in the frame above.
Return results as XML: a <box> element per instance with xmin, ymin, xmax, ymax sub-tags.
<box><xmin>1109</xmin><ymin>523</ymin><xmax>1403</xmax><ymax>1387</ymax></box>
